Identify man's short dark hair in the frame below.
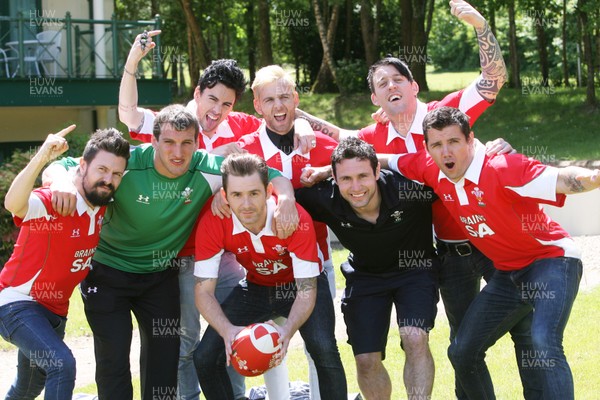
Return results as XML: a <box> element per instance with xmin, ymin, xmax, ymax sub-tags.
<box><xmin>221</xmin><ymin>153</ymin><xmax>269</xmax><ymax>193</ymax></box>
<box><xmin>331</xmin><ymin>137</ymin><xmax>378</xmax><ymax>178</ymax></box>
<box><xmin>198</xmin><ymin>59</ymin><xmax>246</xmax><ymax>102</ymax></box>
<box><xmin>367</xmin><ymin>57</ymin><xmax>414</xmax><ymax>93</ymax></box>
<box><xmin>82</xmin><ymin>128</ymin><xmax>130</xmax><ymax>164</ymax></box>
<box><xmin>422</xmin><ymin>107</ymin><xmax>471</xmax><ymax>143</ymax></box>
<box><xmin>153</xmin><ymin>104</ymin><xmax>200</xmax><ymax>141</ymax></box>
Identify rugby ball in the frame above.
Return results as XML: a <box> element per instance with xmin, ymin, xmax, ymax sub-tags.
<box><xmin>231</xmin><ymin>322</ymin><xmax>281</xmax><ymax>377</ymax></box>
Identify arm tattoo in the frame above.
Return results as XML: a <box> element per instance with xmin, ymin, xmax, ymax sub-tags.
<box><xmin>302</xmin><ymin>117</ymin><xmax>334</xmax><ymax>138</ymax></box>
<box><xmin>195</xmin><ymin>276</ymin><xmax>217</xmax><ymax>286</ymax></box>
<box><xmin>475</xmin><ymin>22</ymin><xmax>507</xmax><ymax>100</ymax></box>
<box><xmin>296</xmin><ymin>277</ymin><xmax>317</xmax><ymax>293</ymax></box>
<box><xmin>564</xmin><ymin>174</ymin><xmax>585</xmax><ymax>193</ymax></box>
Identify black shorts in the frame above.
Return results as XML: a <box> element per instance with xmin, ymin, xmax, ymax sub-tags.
<box><xmin>340</xmin><ymin>262</ymin><xmax>439</xmax><ymax>357</ymax></box>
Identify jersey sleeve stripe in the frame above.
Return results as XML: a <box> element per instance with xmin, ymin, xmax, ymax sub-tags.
<box><xmin>458</xmin><ymin>80</ymin><xmax>486</xmax><ymax>112</ymax></box>
<box><xmin>22</xmin><ymin>193</ymin><xmax>50</xmax><ymax>222</ymax></box>
<box><xmin>505</xmin><ymin>167</ymin><xmax>559</xmax><ymax>201</ymax></box>
<box><xmin>535</xmin><ymin>237</ymin><xmax>581</xmax><ymax>259</ymax></box>
<box><xmin>290</xmin><ymin>253</ymin><xmax>320</xmax><ymax>279</ymax></box>
<box><xmin>194</xmin><ymin>249</ymin><xmax>223</xmax><ymax>278</ymax></box>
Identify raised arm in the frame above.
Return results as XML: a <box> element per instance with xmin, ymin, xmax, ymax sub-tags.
<box><xmin>5</xmin><ymin>125</ymin><xmax>75</xmax><ymax>218</ymax></box>
<box><xmin>118</xmin><ymin>30</ymin><xmax>161</xmax><ymax>130</ymax></box>
<box><xmin>556</xmin><ymin>167</ymin><xmax>600</xmax><ymax>194</ymax></box>
<box><xmin>450</xmin><ymin>0</ymin><xmax>507</xmax><ymax>101</ymax></box>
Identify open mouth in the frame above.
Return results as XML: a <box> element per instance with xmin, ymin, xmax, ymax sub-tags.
<box><xmin>444</xmin><ymin>161</ymin><xmax>455</xmax><ymax>170</ymax></box>
<box><xmin>388</xmin><ymin>94</ymin><xmax>401</xmax><ymax>102</ymax></box>
<box><xmin>203</xmin><ymin>114</ymin><xmax>220</xmax><ymax>131</ymax></box>
<box><xmin>274</xmin><ymin>112</ymin><xmax>286</xmax><ymax>122</ymax></box>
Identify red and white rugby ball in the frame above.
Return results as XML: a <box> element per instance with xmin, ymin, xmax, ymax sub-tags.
<box><xmin>231</xmin><ymin>322</ymin><xmax>281</xmax><ymax>377</ymax></box>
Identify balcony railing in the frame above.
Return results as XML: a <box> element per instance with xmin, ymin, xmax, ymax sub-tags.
<box><xmin>0</xmin><ymin>12</ymin><xmax>162</xmax><ymax>79</ymax></box>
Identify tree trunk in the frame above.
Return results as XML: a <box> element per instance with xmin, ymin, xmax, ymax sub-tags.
<box><xmin>257</xmin><ymin>0</ymin><xmax>273</xmax><ymax>66</ymax></box>
<box><xmin>533</xmin><ymin>0</ymin><xmax>549</xmax><ymax>86</ymax></box>
<box><xmin>246</xmin><ymin>1</ymin><xmax>256</xmax><ymax>83</ymax></box>
<box><xmin>425</xmin><ymin>0</ymin><xmax>435</xmax><ymax>40</ymax></box>
<box><xmin>360</xmin><ymin>0</ymin><xmax>377</xmax><ymax>67</ymax></box>
<box><xmin>186</xmin><ymin>27</ymin><xmax>200</xmax><ymax>96</ymax></box>
<box><xmin>409</xmin><ymin>0</ymin><xmax>429</xmax><ymax>91</ymax></box>
<box><xmin>562</xmin><ymin>0</ymin><xmax>569</xmax><ymax>86</ymax></box>
<box><xmin>488</xmin><ymin>0</ymin><xmax>497</xmax><ymax>38</ymax></box>
<box><xmin>180</xmin><ymin>0</ymin><xmax>211</xmax><ymax>91</ymax></box>
<box><xmin>577</xmin><ymin>0</ymin><xmax>597</xmax><ymax>106</ymax></box>
<box><xmin>507</xmin><ymin>0</ymin><xmax>521</xmax><ymax>88</ymax></box>
<box><xmin>312</xmin><ymin>58</ymin><xmax>337</xmax><ymax>92</ymax></box>
<box><xmin>311</xmin><ymin>0</ymin><xmax>342</xmax><ymax>93</ymax></box>
<box><xmin>400</xmin><ymin>0</ymin><xmax>413</xmax><ymax>57</ymax></box>
<box><xmin>344</xmin><ymin>0</ymin><xmax>352</xmax><ymax>59</ymax></box>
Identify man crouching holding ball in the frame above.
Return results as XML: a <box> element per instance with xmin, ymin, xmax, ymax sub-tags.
<box><xmin>193</xmin><ymin>153</ymin><xmax>347</xmax><ymax>400</ymax></box>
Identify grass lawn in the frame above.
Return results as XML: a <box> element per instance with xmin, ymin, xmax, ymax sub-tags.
<box><xmin>4</xmin><ymin>246</ymin><xmax>599</xmax><ymax>399</ymax></box>
<box><xmin>233</xmin><ymin>71</ymin><xmax>600</xmax><ymax>161</ymax></box>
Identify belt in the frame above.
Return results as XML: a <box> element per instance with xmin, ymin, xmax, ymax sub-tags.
<box><xmin>436</xmin><ymin>240</ymin><xmax>473</xmax><ymax>257</ymax></box>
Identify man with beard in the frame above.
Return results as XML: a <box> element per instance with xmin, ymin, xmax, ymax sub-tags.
<box><xmin>0</xmin><ymin>126</ymin><xmax>129</xmax><ymax>400</ymax></box>
<box><xmin>44</xmin><ymin>105</ymin><xmax>298</xmax><ymax>400</ymax></box>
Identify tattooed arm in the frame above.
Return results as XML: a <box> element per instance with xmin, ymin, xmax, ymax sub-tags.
<box><xmin>556</xmin><ymin>167</ymin><xmax>600</xmax><ymax>194</ymax></box>
<box><xmin>295</xmin><ymin>108</ymin><xmax>358</xmax><ymax>141</ymax></box>
<box><xmin>450</xmin><ymin>0</ymin><xmax>507</xmax><ymax>101</ymax></box>
<box><xmin>195</xmin><ymin>276</ymin><xmax>243</xmax><ymax>364</ymax></box>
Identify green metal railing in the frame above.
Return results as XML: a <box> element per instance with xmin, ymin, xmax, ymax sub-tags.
<box><xmin>0</xmin><ymin>12</ymin><xmax>162</xmax><ymax>79</ymax></box>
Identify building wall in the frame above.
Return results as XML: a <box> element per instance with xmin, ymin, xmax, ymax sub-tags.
<box><xmin>0</xmin><ymin>107</ymin><xmax>94</xmax><ymax>142</ymax></box>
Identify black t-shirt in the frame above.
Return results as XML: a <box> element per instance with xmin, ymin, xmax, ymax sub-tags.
<box><xmin>296</xmin><ymin>169</ymin><xmax>437</xmax><ymax>274</ymax></box>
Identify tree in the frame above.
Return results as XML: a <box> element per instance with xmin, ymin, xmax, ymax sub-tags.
<box><xmin>561</xmin><ymin>0</ymin><xmax>570</xmax><ymax>86</ymax></box>
<box><xmin>359</xmin><ymin>0</ymin><xmax>381</xmax><ymax>67</ymax></box>
<box><xmin>311</xmin><ymin>0</ymin><xmax>342</xmax><ymax>93</ymax></box>
<box><xmin>400</xmin><ymin>0</ymin><xmax>435</xmax><ymax>92</ymax></box>
<box><xmin>531</xmin><ymin>0</ymin><xmax>550</xmax><ymax>85</ymax></box>
<box><xmin>506</xmin><ymin>0</ymin><xmax>521</xmax><ymax>88</ymax></box>
<box><xmin>577</xmin><ymin>0</ymin><xmax>597</xmax><ymax>107</ymax></box>
<box><xmin>257</xmin><ymin>0</ymin><xmax>274</xmax><ymax>66</ymax></box>
<box><xmin>245</xmin><ymin>0</ymin><xmax>257</xmax><ymax>82</ymax></box>
<box><xmin>179</xmin><ymin>0</ymin><xmax>212</xmax><ymax>93</ymax></box>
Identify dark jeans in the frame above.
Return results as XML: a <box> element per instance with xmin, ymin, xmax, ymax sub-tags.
<box><xmin>437</xmin><ymin>243</ymin><xmax>542</xmax><ymax>399</ymax></box>
<box><xmin>448</xmin><ymin>257</ymin><xmax>582</xmax><ymax>400</ymax></box>
<box><xmin>194</xmin><ymin>273</ymin><xmax>347</xmax><ymax>400</ymax></box>
<box><xmin>0</xmin><ymin>301</ymin><xmax>75</xmax><ymax>400</ymax></box>
<box><xmin>81</xmin><ymin>261</ymin><xmax>181</xmax><ymax>400</ymax></box>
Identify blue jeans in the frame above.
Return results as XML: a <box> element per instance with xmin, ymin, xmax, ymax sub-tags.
<box><xmin>194</xmin><ymin>273</ymin><xmax>347</xmax><ymax>400</ymax></box>
<box><xmin>437</xmin><ymin>243</ymin><xmax>542</xmax><ymax>399</ymax></box>
<box><xmin>177</xmin><ymin>253</ymin><xmax>247</xmax><ymax>400</ymax></box>
<box><xmin>448</xmin><ymin>257</ymin><xmax>582</xmax><ymax>400</ymax></box>
<box><xmin>0</xmin><ymin>301</ymin><xmax>76</xmax><ymax>400</ymax></box>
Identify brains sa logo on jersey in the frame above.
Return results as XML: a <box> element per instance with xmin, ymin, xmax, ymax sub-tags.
<box><xmin>272</xmin><ymin>244</ymin><xmax>287</xmax><ymax>256</ymax></box>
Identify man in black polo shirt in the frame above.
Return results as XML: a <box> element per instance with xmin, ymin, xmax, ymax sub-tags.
<box><xmin>296</xmin><ymin>137</ymin><xmax>438</xmax><ymax>400</ymax></box>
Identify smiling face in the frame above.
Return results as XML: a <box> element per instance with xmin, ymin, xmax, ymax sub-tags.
<box><xmin>194</xmin><ymin>83</ymin><xmax>237</xmax><ymax>137</ymax></box>
<box><xmin>223</xmin><ymin>171</ymin><xmax>272</xmax><ymax>234</ymax></box>
<box><xmin>253</xmin><ymin>79</ymin><xmax>299</xmax><ymax>135</ymax></box>
<box><xmin>425</xmin><ymin>125</ymin><xmax>475</xmax><ymax>182</ymax></box>
<box><xmin>370</xmin><ymin>64</ymin><xmax>419</xmax><ymax>119</ymax></box>
<box><xmin>333</xmin><ymin>158</ymin><xmax>381</xmax><ymax>213</ymax></box>
<box><xmin>80</xmin><ymin>150</ymin><xmax>127</xmax><ymax>206</ymax></box>
<box><xmin>152</xmin><ymin>124</ymin><xmax>197</xmax><ymax>178</ymax></box>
